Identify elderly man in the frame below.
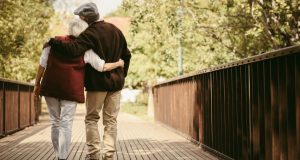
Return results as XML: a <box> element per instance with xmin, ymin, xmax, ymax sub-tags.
<box><xmin>48</xmin><ymin>2</ymin><xmax>131</xmax><ymax>160</ymax></box>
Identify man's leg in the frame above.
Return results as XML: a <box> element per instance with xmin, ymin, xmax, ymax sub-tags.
<box><xmin>58</xmin><ymin>100</ymin><xmax>77</xmax><ymax>159</ymax></box>
<box><xmin>85</xmin><ymin>91</ymin><xmax>107</xmax><ymax>159</ymax></box>
<box><xmin>44</xmin><ymin>96</ymin><xmax>60</xmax><ymax>159</ymax></box>
<box><xmin>102</xmin><ymin>91</ymin><xmax>121</xmax><ymax>160</ymax></box>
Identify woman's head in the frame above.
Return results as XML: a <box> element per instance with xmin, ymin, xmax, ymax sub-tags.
<box><xmin>68</xmin><ymin>19</ymin><xmax>88</xmax><ymax>37</ymax></box>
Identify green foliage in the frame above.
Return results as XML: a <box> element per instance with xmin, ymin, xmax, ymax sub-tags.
<box><xmin>116</xmin><ymin>0</ymin><xmax>299</xmax><ymax>88</ymax></box>
<box><xmin>136</xmin><ymin>92</ymin><xmax>148</xmax><ymax>105</ymax></box>
<box><xmin>0</xmin><ymin>0</ymin><xmax>54</xmax><ymax>81</ymax></box>
<box><xmin>214</xmin><ymin>0</ymin><xmax>300</xmax><ymax>57</ymax></box>
<box><xmin>121</xmin><ymin>0</ymin><xmax>237</xmax><ymax>88</ymax></box>
<box><xmin>121</xmin><ymin>102</ymin><xmax>149</xmax><ymax>120</ymax></box>
<box><xmin>1</xmin><ymin>0</ymin><xmax>299</xmax><ymax>87</ymax></box>
<box><xmin>104</xmin><ymin>5</ymin><xmax>129</xmax><ymax>18</ymax></box>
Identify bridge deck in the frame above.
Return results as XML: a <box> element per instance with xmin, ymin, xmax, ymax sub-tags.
<box><xmin>0</xmin><ymin>104</ymin><xmax>218</xmax><ymax>160</ymax></box>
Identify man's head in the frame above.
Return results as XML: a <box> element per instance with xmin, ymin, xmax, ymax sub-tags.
<box><xmin>74</xmin><ymin>2</ymin><xmax>99</xmax><ymax>24</ymax></box>
<box><xmin>69</xmin><ymin>19</ymin><xmax>88</xmax><ymax>37</ymax></box>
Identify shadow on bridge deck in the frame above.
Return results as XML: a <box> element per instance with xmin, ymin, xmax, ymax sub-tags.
<box><xmin>0</xmin><ymin>104</ymin><xmax>218</xmax><ymax>160</ymax></box>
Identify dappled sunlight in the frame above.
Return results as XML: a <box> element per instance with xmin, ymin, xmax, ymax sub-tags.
<box><xmin>19</xmin><ymin>129</ymin><xmax>52</xmax><ymax>143</ymax></box>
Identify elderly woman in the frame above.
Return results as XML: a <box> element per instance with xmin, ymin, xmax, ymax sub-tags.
<box><xmin>34</xmin><ymin>19</ymin><xmax>123</xmax><ymax>160</ymax></box>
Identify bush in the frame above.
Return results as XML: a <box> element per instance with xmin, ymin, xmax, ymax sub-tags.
<box><xmin>136</xmin><ymin>92</ymin><xmax>148</xmax><ymax>105</ymax></box>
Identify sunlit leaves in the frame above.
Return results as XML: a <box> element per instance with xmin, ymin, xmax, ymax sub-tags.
<box><xmin>0</xmin><ymin>0</ymin><xmax>53</xmax><ymax>81</ymax></box>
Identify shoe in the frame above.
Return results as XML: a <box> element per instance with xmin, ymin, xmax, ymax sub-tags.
<box><xmin>102</xmin><ymin>155</ymin><xmax>113</xmax><ymax>160</ymax></box>
<box><xmin>86</xmin><ymin>154</ymin><xmax>99</xmax><ymax>160</ymax></box>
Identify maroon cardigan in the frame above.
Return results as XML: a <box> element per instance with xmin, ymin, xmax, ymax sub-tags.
<box><xmin>40</xmin><ymin>36</ymin><xmax>85</xmax><ymax>103</ymax></box>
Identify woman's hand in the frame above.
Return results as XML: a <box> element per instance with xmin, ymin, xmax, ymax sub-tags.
<box><xmin>118</xmin><ymin>59</ymin><xmax>124</xmax><ymax>68</ymax></box>
<box><xmin>103</xmin><ymin>59</ymin><xmax>125</xmax><ymax>72</ymax></box>
<box><xmin>34</xmin><ymin>85</ymin><xmax>40</xmax><ymax>97</ymax></box>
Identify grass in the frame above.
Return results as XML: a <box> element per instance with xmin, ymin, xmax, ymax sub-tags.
<box><xmin>120</xmin><ymin>102</ymin><xmax>152</xmax><ymax>121</ymax></box>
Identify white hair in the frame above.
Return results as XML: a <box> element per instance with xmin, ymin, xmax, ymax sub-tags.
<box><xmin>68</xmin><ymin>19</ymin><xmax>88</xmax><ymax>37</ymax></box>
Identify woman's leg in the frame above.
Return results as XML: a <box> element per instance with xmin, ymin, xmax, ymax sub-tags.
<box><xmin>58</xmin><ymin>100</ymin><xmax>77</xmax><ymax>159</ymax></box>
<box><xmin>44</xmin><ymin>96</ymin><xmax>61</xmax><ymax>159</ymax></box>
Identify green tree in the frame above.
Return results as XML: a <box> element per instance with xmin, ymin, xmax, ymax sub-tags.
<box><xmin>114</xmin><ymin>0</ymin><xmax>299</xmax><ymax>89</ymax></box>
<box><xmin>216</xmin><ymin>0</ymin><xmax>300</xmax><ymax>57</ymax></box>
<box><xmin>121</xmin><ymin>0</ymin><xmax>237</xmax><ymax>88</ymax></box>
<box><xmin>0</xmin><ymin>0</ymin><xmax>54</xmax><ymax>81</ymax></box>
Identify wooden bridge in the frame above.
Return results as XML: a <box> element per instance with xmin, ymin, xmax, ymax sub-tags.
<box><xmin>0</xmin><ymin>105</ymin><xmax>217</xmax><ymax>160</ymax></box>
<box><xmin>0</xmin><ymin>45</ymin><xmax>300</xmax><ymax>160</ymax></box>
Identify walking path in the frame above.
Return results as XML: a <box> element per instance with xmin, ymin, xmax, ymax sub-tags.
<box><xmin>0</xmin><ymin>104</ymin><xmax>218</xmax><ymax>160</ymax></box>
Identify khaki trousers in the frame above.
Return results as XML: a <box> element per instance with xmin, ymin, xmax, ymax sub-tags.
<box><xmin>85</xmin><ymin>91</ymin><xmax>121</xmax><ymax>160</ymax></box>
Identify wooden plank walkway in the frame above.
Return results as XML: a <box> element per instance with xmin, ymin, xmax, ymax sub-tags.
<box><xmin>0</xmin><ymin>104</ymin><xmax>219</xmax><ymax>160</ymax></box>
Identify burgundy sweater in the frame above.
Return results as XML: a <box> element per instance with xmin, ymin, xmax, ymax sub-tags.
<box><xmin>40</xmin><ymin>36</ymin><xmax>85</xmax><ymax>103</ymax></box>
<box><xmin>49</xmin><ymin>20</ymin><xmax>131</xmax><ymax>91</ymax></box>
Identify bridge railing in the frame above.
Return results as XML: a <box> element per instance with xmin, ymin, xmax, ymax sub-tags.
<box><xmin>153</xmin><ymin>45</ymin><xmax>300</xmax><ymax>160</ymax></box>
<box><xmin>0</xmin><ymin>78</ymin><xmax>41</xmax><ymax>137</ymax></box>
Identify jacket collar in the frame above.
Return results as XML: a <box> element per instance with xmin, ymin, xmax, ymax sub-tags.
<box><xmin>89</xmin><ymin>19</ymin><xmax>104</xmax><ymax>26</ymax></box>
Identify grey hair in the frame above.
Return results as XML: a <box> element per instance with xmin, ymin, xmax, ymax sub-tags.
<box><xmin>68</xmin><ymin>19</ymin><xmax>88</xmax><ymax>37</ymax></box>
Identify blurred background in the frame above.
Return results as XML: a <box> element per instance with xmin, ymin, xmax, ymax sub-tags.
<box><xmin>1</xmin><ymin>0</ymin><xmax>299</xmax><ymax>118</ymax></box>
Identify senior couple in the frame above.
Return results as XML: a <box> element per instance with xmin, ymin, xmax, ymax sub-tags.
<box><xmin>34</xmin><ymin>2</ymin><xmax>131</xmax><ymax>160</ymax></box>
